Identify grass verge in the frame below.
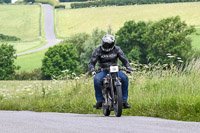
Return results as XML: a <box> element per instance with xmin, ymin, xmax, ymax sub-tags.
<box><xmin>1</xmin><ymin>59</ymin><xmax>200</xmax><ymax>121</ymax></box>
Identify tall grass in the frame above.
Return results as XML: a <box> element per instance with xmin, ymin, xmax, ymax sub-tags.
<box><xmin>1</xmin><ymin>59</ymin><xmax>200</xmax><ymax>121</ymax></box>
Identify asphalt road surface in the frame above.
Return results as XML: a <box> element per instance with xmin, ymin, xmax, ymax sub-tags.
<box><xmin>1</xmin><ymin>111</ymin><xmax>200</xmax><ymax>133</ymax></box>
<box><xmin>16</xmin><ymin>4</ymin><xmax>61</xmax><ymax>56</ymax></box>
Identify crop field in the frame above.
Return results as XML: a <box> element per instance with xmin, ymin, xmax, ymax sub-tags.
<box><xmin>0</xmin><ymin>5</ymin><xmax>41</xmax><ymax>41</ymax></box>
<box><xmin>1</xmin><ymin>59</ymin><xmax>200</xmax><ymax>121</ymax></box>
<box><xmin>56</xmin><ymin>2</ymin><xmax>200</xmax><ymax>37</ymax></box>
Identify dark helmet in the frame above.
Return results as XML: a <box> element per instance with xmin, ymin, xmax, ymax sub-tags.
<box><xmin>101</xmin><ymin>34</ymin><xmax>115</xmax><ymax>52</ymax></box>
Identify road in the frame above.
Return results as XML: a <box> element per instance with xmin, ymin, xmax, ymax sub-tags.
<box><xmin>1</xmin><ymin>111</ymin><xmax>200</xmax><ymax>133</ymax></box>
<box><xmin>16</xmin><ymin>4</ymin><xmax>61</xmax><ymax>56</ymax></box>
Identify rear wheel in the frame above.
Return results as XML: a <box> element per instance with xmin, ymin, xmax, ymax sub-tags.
<box><xmin>113</xmin><ymin>86</ymin><xmax>122</xmax><ymax>117</ymax></box>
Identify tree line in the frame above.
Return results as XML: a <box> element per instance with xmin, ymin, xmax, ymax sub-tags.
<box><xmin>71</xmin><ymin>0</ymin><xmax>200</xmax><ymax>8</ymax></box>
<box><xmin>0</xmin><ymin>16</ymin><xmax>196</xmax><ymax>80</ymax></box>
<box><xmin>0</xmin><ymin>0</ymin><xmax>11</xmax><ymax>3</ymax></box>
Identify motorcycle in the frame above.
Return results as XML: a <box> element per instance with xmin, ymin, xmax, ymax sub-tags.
<box><xmin>96</xmin><ymin>65</ymin><xmax>131</xmax><ymax>117</ymax></box>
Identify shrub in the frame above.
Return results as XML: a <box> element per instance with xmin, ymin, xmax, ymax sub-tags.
<box><xmin>0</xmin><ymin>44</ymin><xmax>20</xmax><ymax>80</ymax></box>
<box><xmin>41</xmin><ymin>42</ymin><xmax>81</xmax><ymax>79</ymax></box>
<box><xmin>80</xmin><ymin>28</ymin><xmax>106</xmax><ymax>71</ymax></box>
<box><xmin>0</xmin><ymin>34</ymin><xmax>20</xmax><ymax>42</ymax></box>
<box><xmin>55</xmin><ymin>4</ymin><xmax>65</xmax><ymax>9</ymax></box>
<box><xmin>15</xmin><ymin>68</ymin><xmax>43</xmax><ymax>80</ymax></box>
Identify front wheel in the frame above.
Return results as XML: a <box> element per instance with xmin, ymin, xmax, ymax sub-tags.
<box><xmin>103</xmin><ymin>105</ymin><xmax>110</xmax><ymax>116</ymax></box>
<box><xmin>113</xmin><ymin>86</ymin><xmax>123</xmax><ymax>117</ymax></box>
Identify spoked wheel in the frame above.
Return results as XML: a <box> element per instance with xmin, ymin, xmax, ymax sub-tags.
<box><xmin>113</xmin><ymin>86</ymin><xmax>123</xmax><ymax>117</ymax></box>
<box><xmin>103</xmin><ymin>105</ymin><xmax>110</xmax><ymax>116</ymax></box>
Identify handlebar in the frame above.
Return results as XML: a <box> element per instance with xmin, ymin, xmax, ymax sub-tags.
<box><xmin>95</xmin><ymin>67</ymin><xmax>132</xmax><ymax>74</ymax></box>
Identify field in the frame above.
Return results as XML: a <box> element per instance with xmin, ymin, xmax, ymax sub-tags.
<box><xmin>15</xmin><ymin>49</ymin><xmax>47</xmax><ymax>72</ymax></box>
<box><xmin>55</xmin><ymin>2</ymin><xmax>200</xmax><ymax>37</ymax></box>
<box><xmin>1</xmin><ymin>59</ymin><xmax>200</xmax><ymax>121</ymax></box>
<box><xmin>0</xmin><ymin>5</ymin><xmax>41</xmax><ymax>41</ymax></box>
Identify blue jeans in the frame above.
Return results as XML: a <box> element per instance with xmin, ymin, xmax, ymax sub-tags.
<box><xmin>94</xmin><ymin>71</ymin><xmax>129</xmax><ymax>102</ymax></box>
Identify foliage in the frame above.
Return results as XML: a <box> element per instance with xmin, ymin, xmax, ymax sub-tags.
<box><xmin>35</xmin><ymin>0</ymin><xmax>59</xmax><ymax>6</ymax></box>
<box><xmin>0</xmin><ymin>44</ymin><xmax>19</xmax><ymax>80</ymax></box>
<box><xmin>55</xmin><ymin>4</ymin><xmax>65</xmax><ymax>9</ymax></box>
<box><xmin>0</xmin><ymin>0</ymin><xmax>11</xmax><ymax>3</ymax></box>
<box><xmin>116</xmin><ymin>16</ymin><xmax>196</xmax><ymax>64</ymax></box>
<box><xmin>24</xmin><ymin>0</ymin><xmax>35</xmax><ymax>2</ymax></box>
<box><xmin>59</xmin><ymin>0</ymin><xmax>87</xmax><ymax>2</ymax></box>
<box><xmin>0</xmin><ymin>34</ymin><xmax>20</xmax><ymax>42</ymax></box>
<box><xmin>80</xmin><ymin>29</ymin><xmax>106</xmax><ymax>71</ymax></box>
<box><xmin>41</xmin><ymin>42</ymin><xmax>81</xmax><ymax>79</ymax></box>
<box><xmin>15</xmin><ymin>68</ymin><xmax>43</xmax><ymax>80</ymax></box>
<box><xmin>64</xmin><ymin>33</ymin><xmax>90</xmax><ymax>59</ymax></box>
<box><xmin>71</xmin><ymin>0</ymin><xmax>200</xmax><ymax>8</ymax></box>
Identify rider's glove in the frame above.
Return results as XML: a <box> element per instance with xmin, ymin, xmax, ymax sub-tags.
<box><xmin>92</xmin><ymin>71</ymin><xmax>96</xmax><ymax>76</ymax></box>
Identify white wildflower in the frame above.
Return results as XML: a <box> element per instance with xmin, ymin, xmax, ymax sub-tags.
<box><xmin>75</xmin><ymin>77</ymin><xmax>80</xmax><ymax>80</ymax></box>
<box><xmin>177</xmin><ymin>57</ymin><xmax>181</xmax><ymax>60</ymax></box>
<box><xmin>72</xmin><ymin>73</ymin><xmax>76</xmax><ymax>76</ymax></box>
<box><xmin>168</xmin><ymin>55</ymin><xmax>174</xmax><ymax>58</ymax></box>
<box><xmin>166</xmin><ymin>53</ymin><xmax>171</xmax><ymax>56</ymax></box>
<box><xmin>178</xmin><ymin>60</ymin><xmax>184</xmax><ymax>63</ymax></box>
<box><xmin>61</xmin><ymin>69</ymin><xmax>69</xmax><ymax>73</ymax></box>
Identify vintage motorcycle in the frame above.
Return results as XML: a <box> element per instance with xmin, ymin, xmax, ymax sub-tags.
<box><xmin>96</xmin><ymin>65</ymin><xmax>131</xmax><ymax>117</ymax></box>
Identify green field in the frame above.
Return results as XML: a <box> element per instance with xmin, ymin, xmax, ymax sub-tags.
<box><xmin>15</xmin><ymin>49</ymin><xmax>47</xmax><ymax>72</ymax></box>
<box><xmin>0</xmin><ymin>5</ymin><xmax>41</xmax><ymax>41</ymax></box>
<box><xmin>56</xmin><ymin>2</ymin><xmax>200</xmax><ymax>37</ymax></box>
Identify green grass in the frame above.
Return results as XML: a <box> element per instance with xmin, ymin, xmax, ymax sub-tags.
<box><xmin>1</xmin><ymin>59</ymin><xmax>200</xmax><ymax>121</ymax></box>
<box><xmin>190</xmin><ymin>28</ymin><xmax>200</xmax><ymax>51</ymax></box>
<box><xmin>0</xmin><ymin>5</ymin><xmax>41</xmax><ymax>41</ymax></box>
<box><xmin>56</xmin><ymin>2</ymin><xmax>200</xmax><ymax>37</ymax></box>
<box><xmin>10</xmin><ymin>41</ymin><xmax>47</xmax><ymax>54</ymax></box>
<box><xmin>15</xmin><ymin>49</ymin><xmax>47</xmax><ymax>72</ymax></box>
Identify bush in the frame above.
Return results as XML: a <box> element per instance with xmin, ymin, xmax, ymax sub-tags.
<box><xmin>15</xmin><ymin>68</ymin><xmax>43</xmax><ymax>80</ymax></box>
<box><xmin>55</xmin><ymin>4</ymin><xmax>65</xmax><ymax>9</ymax></box>
<box><xmin>80</xmin><ymin>28</ymin><xmax>106</xmax><ymax>71</ymax></box>
<box><xmin>0</xmin><ymin>44</ymin><xmax>20</xmax><ymax>80</ymax></box>
<box><xmin>64</xmin><ymin>33</ymin><xmax>90</xmax><ymax>59</ymax></box>
<box><xmin>24</xmin><ymin>0</ymin><xmax>35</xmax><ymax>3</ymax></box>
<box><xmin>0</xmin><ymin>34</ymin><xmax>20</xmax><ymax>42</ymax></box>
<box><xmin>35</xmin><ymin>0</ymin><xmax>59</xmax><ymax>6</ymax></box>
<box><xmin>116</xmin><ymin>16</ymin><xmax>196</xmax><ymax>64</ymax></box>
<box><xmin>41</xmin><ymin>42</ymin><xmax>81</xmax><ymax>79</ymax></box>
<box><xmin>71</xmin><ymin>0</ymin><xmax>200</xmax><ymax>9</ymax></box>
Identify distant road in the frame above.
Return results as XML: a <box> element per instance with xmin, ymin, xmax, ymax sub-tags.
<box><xmin>1</xmin><ymin>111</ymin><xmax>200</xmax><ymax>133</ymax></box>
<box><xmin>16</xmin><ymin>4</ymin><xmax>61</xmax><ymax>56</ymax></box>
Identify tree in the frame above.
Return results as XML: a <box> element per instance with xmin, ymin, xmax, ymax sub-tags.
<box><xmin>0</xmin><ymin>44</ymin><xmax>19</xmax><ymax>80</ymax></box>
<box><xmin>41</xmin><ymin>42</ymin><xmax>81</xmax><ymax>79</ymax></box>
<box><xmin>64</xmin><ymin>33</ymin><xmax>89</xmax><ymax>59</ymax></box>
<box><xmin>80</xmin><ymin>28</ymin><xmax>106</xmax><ymax>71</ymax></box>
<box><xmin>143</xmin><ymin>16</ymin><xmax>195</xmax><ymax>64</ymax></box>
<box><xmin>116</xmin><ymin>21</ymin><xmax>149</xmax><ymax>63</ymax></box>
<box><xmin>116</xmin><ymin>16</ymin><xmax>195</xmax><ymax>64</ymax></box>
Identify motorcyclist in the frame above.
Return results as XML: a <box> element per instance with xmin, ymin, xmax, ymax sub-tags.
<box><xmin>88</xmin><ymin>34</ymin><xmax>133</xmax><ymax>109</ymax></box>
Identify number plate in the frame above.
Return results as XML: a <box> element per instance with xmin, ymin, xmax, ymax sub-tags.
<box><xmin>110</xmin><ymin>66</ymin><xmax>119</xmax><ymax>73</ymax></box>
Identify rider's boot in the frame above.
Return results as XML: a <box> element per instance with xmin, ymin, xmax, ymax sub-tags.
<box><xmin>93</xmin><ymin>102</ymin><xmax>103</xmax><ymax>109</ymax></box>
<box><xmin>123</xmin><ymin>101</ymin><xmax>131</xmax><ymax>109</ymax></box>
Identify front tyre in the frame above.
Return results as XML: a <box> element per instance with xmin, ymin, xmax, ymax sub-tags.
<box><xmin>103</xmin><ymin>105</ymin><xmax>110</xmax><ymax>116</ymax></box>
<box><xmin>114</xmin><ymin>86</ymin><xmax>122</xmax><ymax>117</ymax></box>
